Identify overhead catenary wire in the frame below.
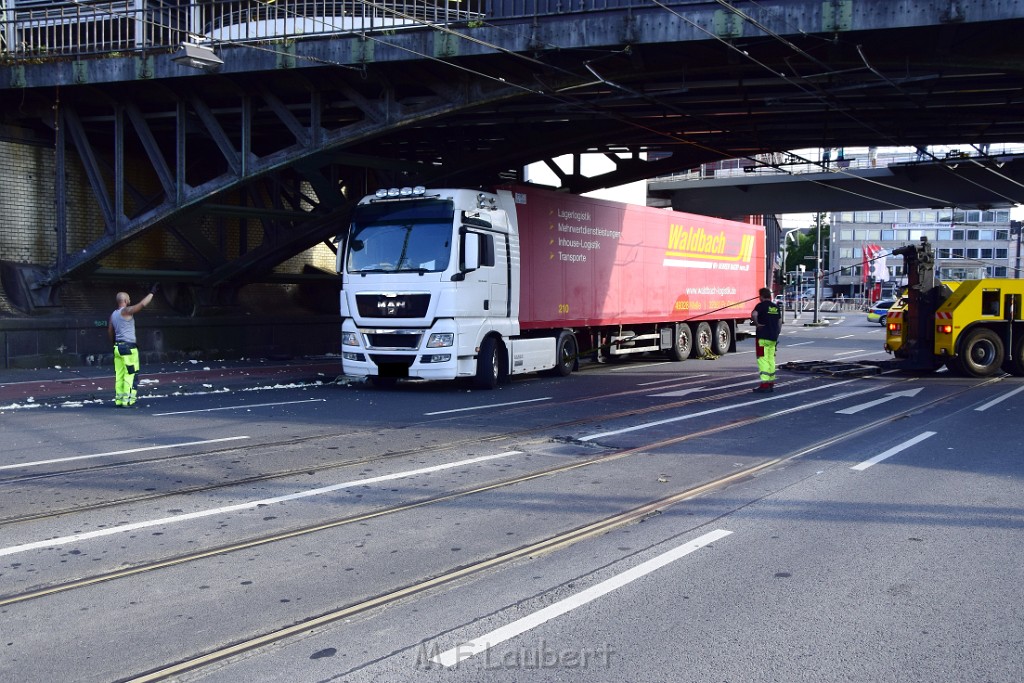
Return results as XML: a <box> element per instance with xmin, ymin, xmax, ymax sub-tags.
<box><xmin>650</xmin><ymin>0</ymin><xmax>975</xmax><ymax>211</ymax></box>
<box><xmin>70</xmin><ymin>0</ymin><xmax>953</xmax><ymax>209</ymax></box>
<box><xmin>23</xmin><ymin>0</ymin><xmax>1021</xmax><ymax>214</ymax></box>
<box><xmin>700</xmin><ymin>0</ymin><xmax>1024</xmax><ymax>208</ymax></box>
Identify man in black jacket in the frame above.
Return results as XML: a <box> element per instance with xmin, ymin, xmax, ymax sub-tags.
<box><xmin>750</xmin><ymin>287</ymin><xmax>782</xmax><ymax>393</ymax></box>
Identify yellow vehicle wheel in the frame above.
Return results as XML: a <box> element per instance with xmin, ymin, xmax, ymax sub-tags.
<box><xmin>955</xmin><ymin>328</ymin><xmax>1005</xmax><ymax>377</ymax></box>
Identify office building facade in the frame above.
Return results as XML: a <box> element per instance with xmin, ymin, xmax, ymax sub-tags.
<box><xmin>830</xmin><ymin>207</ymin><xmax>1017</xmax><ymax>297</ymax></box>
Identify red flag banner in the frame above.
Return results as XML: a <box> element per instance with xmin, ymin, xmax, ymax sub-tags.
<box><xmin>862</xmin><ymin>244</ymin><xmax>880</xmax><ymax>282</ymax></box>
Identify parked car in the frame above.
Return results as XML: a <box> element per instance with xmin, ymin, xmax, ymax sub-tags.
<box><xmin>867</xmin><ymin>299</ymin><xmax>897</xmax><ymax>325</ymax></box>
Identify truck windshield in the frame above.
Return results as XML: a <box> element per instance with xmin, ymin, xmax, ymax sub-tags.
<box><xmin>347</xmin><ymin>200</ymin><xmax>455</xmax><ymax>274</ymax></box>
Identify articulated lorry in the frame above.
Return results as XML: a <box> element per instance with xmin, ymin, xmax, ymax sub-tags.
<box><xmin>337</xmin><ymin>184</ymin><xmax>765</xmax><ymax>388</ymax></box>
<box><xmin>884</xmin><ymin>237</ymin><xmax>1024</xmax><ymax>376</ymax></box>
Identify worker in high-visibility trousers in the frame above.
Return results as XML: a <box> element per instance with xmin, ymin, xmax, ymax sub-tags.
<box><xmin>751</xmin><ymin>287</ymin><xmax>783</xmax><ymax>393</ymax></box>
<box><xmin>108</xmin><ymin>284</ymin><xmax>158</xmax><ymax>407</ymax></box>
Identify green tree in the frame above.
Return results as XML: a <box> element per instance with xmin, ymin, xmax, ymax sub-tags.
<box><xmin>787</xmin><ymin>214</ymin><xmax>830</xmax><ymax>277</ymax></box>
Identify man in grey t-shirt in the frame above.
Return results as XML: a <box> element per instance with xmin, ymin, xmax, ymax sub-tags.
<box><xmin>108</xmin><ymin>285</ymin><xmax>157</xmax><ymax>406</ymax></box>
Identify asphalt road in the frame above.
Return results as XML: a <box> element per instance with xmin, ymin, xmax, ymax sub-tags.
<box><xmin>1</xmin><ymin>313</ymin><xmax>1021</xmax><ymax>682</ymax></box>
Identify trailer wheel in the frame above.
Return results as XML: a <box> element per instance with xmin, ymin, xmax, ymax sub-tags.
<box><xmin>692</xmin><ymin>322</ymin><xmax>713</xmax><ymax>358</ymax></box>
<box><xmin>955</xmin><ymin>328</ymin><xmax>1004</xmax><ymax>377</ymax></box>
<box><xmin>666</xmin><ymin>323</ymin><xmax>692</xmax><ymax>361</ymax></box>
<box><xmin>550</xmin><ymin>331</ymin><xmax>578</xmax><ymax>377</ymax></box>
<box><xmin>1002</xmin><ymin>334</ymin><xmax>1024</xmax><ymax>376</ymax></box>
<box><xmin>474</xmin><ymin>337</ymin><xmax>503</xmax><ymax>389</ymax></box>
<box><xmin>711</xmin><ymin>321</ymin><xmax>731</xmax><ymax>356</ymax></box>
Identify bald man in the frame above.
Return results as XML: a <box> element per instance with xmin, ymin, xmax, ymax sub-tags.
<box><xmin>108</xmin><ymin>285</ymin><xmax>157</xmax><ymax>406</ymax></box>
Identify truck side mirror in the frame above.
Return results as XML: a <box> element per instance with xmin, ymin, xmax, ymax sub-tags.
<box><xmin>334</xmin><ymin>238</ymin><xmax>345</xmax><ymax>274</ymax></box>
<box><xmin>453</xmin><ymin>232</ymin><xmax>480</xmax><ymax>280</ymax></box>
<box><xmin>464</xmin><ymin>233</ymin><xmax>480</xmax><ymax>270</ymax></box>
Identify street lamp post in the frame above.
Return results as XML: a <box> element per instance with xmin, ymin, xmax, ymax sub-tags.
<box><xmin>782</xmin><ymin>228</ymin><xmax>801</xmax><ymax>320</ymax></box>
<box><xmin>813</xmin><ymin>212</ymin><xmax>823</xmax><ymax>324</ymax></box>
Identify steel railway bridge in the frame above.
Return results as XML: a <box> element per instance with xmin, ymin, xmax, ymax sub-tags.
<box><xmin>1</xmin><ymin>0</ymin><xmax>1023</xmax><ymax>314</ymax></box>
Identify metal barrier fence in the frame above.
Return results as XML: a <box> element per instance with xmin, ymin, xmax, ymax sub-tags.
<box><xmin>0</xmin><ymin>0</ymin><xmax>680</xmax><ymax>60</ymax></box>
<box><xmin>0</xmin><ymin>0</ymin><xmax>500</xmax><ymax>60</ymax></box>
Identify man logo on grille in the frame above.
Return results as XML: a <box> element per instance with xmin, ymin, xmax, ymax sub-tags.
<box><xmin>378</xmin><ymin>299</ymin><xmax>406</xmax><ymax>315</ymax></box>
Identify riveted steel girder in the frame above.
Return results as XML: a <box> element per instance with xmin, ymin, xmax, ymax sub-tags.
<box><xmin>0</xmin><ymin>0</ymin><xmax>1021</xmax><ymax>297</ymax></box>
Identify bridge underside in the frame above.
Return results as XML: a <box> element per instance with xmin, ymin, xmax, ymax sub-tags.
<box><xmin>2</xmin><ymin>0</ymin><xmax>1023</xmax><ymax>311</ymax></box>
<box><xmin>649</xmin><ymin>154</ymin><xmax>1024</xmax><ymax>217</ymax></box>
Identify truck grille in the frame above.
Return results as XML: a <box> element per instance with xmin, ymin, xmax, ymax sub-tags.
<box><xmin>356</xmin><ymin>293</ymin><xmax>431</xmax><ymax>318</ymax></box>
<box><xmin>365</xmin><ymin>331</ymin><xmax>422</xmax><ymax>349</ymax></box>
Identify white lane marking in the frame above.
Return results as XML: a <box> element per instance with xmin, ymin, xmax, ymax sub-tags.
<box><xmin>650</xmin><ymin>386</ymin><xmax>706</xmax><ymax>398</ymax></box>
<box><xmin>152</xmin><ymin>398</ymin><xmax>325</xmax><ymax>416</ymax></box>
<box><xmin>851</xmin><ymin>432</ymin><xmax>936</xmax><ymax>471</ymax></box>
<box><xmin>637</xmin><ymin>374</ymin><xmax>708</xmax><ymax>387</ymax></box>
<box><xmin>975</xmin><ymin>385</ymin><xmax>1024</xmax><ymax>411</ymax></box>
<box><xmin>788</xmin><ymin>341</ymin><xmax>814</xmax><ymax>346</ymax></box>
<box><xmin>425</xmin><ymin>397</ymin><xmax>552</xmax><ymax>416</ymax></box>
<box><xmin>0</xmin><ymin>436</ymin><xmax>251</xmax><ymax>472</ymax></box>
<box><xmin>609</xmin><ymin>361</ymin><xmax>670</xmax><ymax>372</ymax></box>
<box><xmin>0</xmin><ymin>451</ymin><xmax>521</xmax><ymax>558</ymax></box>
<box><xmin>579</xmin><ymin>381</ymin><xmax>870</xmax><ymax>442</ymax></box>
<box><xmin>835</xmin><ymin>388</ymin><xmax>923</xmax><ymax>414</ymax></box>
<box><xmin>432</xmin><ymin>529</ymin><xmax>732</xmax><ymax>667</ymax></box>
<box><xmin>836</xmin><ymin>335</ymin><xmax>855</xmax><ymax>339</ymax></box>
<box><xmin>650</xmin><ymin>378</ymin><xmax>753</xmax><ymax>398</ymax></box>
<box><xmin>832</xmin><ymin>349</ymin><xmax>866</xmax><ymax>358</ymax></box>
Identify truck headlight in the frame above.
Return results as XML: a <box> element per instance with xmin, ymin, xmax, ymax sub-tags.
<box><xmin>426</xmin><ymin>333</ymin><xmax>454</xmax><ymax>348</ymax></box>
<box><xmin>342</xmin><ymin>331</ymin><xmax>360</xmax><ymax>347</ymax></box>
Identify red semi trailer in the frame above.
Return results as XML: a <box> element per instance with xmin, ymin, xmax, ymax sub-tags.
<box><xmin>338</xmin><ymin>183</ymin><xmax>766</xmax><ymax>387</ymax></box>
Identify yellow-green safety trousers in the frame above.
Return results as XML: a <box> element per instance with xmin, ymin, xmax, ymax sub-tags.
<box><xmin>113</xmin><ymin>344</ymin><xmax>140</xmax><ymax>406</ymax></box>
<box><xmin>756</xmin><ymin>338</ymin><xmax>777</xmax><ymax>385</ymax></box>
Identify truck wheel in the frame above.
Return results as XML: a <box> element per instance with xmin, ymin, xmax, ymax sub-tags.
<box><xmin>692</xmin><ymin>322</ymin><xmax>713</xmax><ymax>358</ymax></box>
<box><xmin>474</xmin><ymin>337</ymin><xmax>503</xmax><ymax>389</ymax></box>
<box><xmin>666</xmin><ymin>323</ymin><xmax>692</xmax><ymax>361</ymax></box>
<box><xmin>711</xmin><ymin>321</ymin><xmax>731</xmax><ymax>356</ymax></box>
<box><xmin>1001</xmin><ymin>334</ymin><xmax>1024</xmax><ymax>376</ymax></box>
<box><xmin>956</xmin><ymin>328</ymin><xmax>1004</xmax><ymax>377</ymax></box>
<box><xmin>551</xmin><ymin>331</ymin><xmax>578</xmax><ymax>377</ymax></box>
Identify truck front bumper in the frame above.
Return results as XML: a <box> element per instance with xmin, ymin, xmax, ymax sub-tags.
<box><xmin>341</xmin><ymin>320</ymin><xmax>475</xmax><ymax>380</ymax></box>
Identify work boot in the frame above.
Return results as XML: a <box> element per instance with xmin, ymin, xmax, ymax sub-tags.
<box><xmin>752</xmin><ymin>383</ymin><xmax>773</xmax><ymax>393</ymax></box>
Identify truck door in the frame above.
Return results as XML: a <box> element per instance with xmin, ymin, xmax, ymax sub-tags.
<box><xmin>489</xmin><ymin>233</ymin><xmax>510</xmax><ymax>317</ymax></box>
<box><xmin>460</xmin><ymin>229</ymin><xmax>499</xmax><ymax>316</ymax></box>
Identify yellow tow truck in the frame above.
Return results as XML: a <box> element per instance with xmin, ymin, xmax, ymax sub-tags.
<box><xmin>884</xmin><ymin>237</ymin><xmax>1024</xmax><ymax>377</ymax></box>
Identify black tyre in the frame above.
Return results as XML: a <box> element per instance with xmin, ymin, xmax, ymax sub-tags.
<box><xmin>474</xmin><ymin>336</ymin><xmax>502</xmax><ymax>389</ymax></box>
<box><xmin>666</xmin><ymin>323</ymin><xmax>693</xmax><ymax>361</ymax></box>
<box><xmin>879</xmin><ymin>315</ymin><xmax>887</xmax><ymax>326</ymax></box>
<box><xmin>955</xmin><ymin>328</ymin><xmax>1004</xmax><ymax>377</ymax></box>
<box><xmin>711</xmin><ymin>321</ymin><xmax>732</xmax><ymax>356</ymax></box>
<box><xmin>692</xmin><ymin>322</ymin><xmax>713</xmax><ymax>358</ymax></box>
<box><xmin>550</xmin><ymin>331</ymin><xmax>578</xmax><ymax>377</ymax></box>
